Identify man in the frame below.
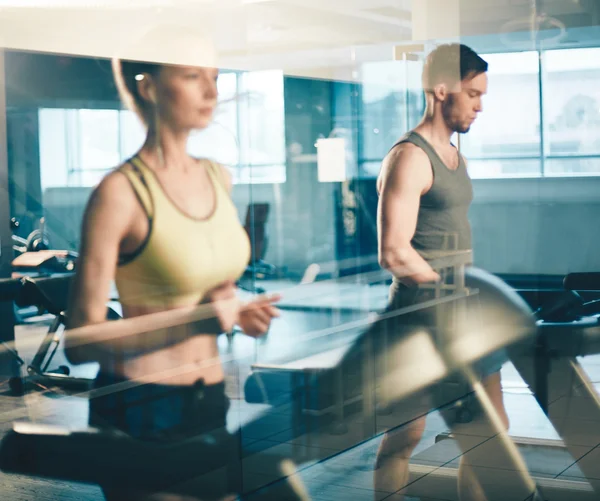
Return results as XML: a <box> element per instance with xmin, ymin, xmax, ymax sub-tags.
<box><xmin>374</xmin><ymin>43</ymin><xmax>508</xmax><ymax>500</ymax></box>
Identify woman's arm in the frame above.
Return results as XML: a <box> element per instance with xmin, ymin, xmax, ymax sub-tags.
<box><xmin>64</xmin><ymin>172</ymin><xmax>137</xmax><ymax>364</ymax></box>
<box><xmin>214</xmin><ymin>162</ymin><xmax>282</xmax><ymax>337</ymax></box>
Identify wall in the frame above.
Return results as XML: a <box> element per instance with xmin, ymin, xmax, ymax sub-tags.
<box><xmin>5</xmin><ymin>51</ymin><xmax>118</xmax><ymax>107</ymax></box>
<box><xmin>231</xmin><ymin>76</ymin><xmax>338</xmax><ymax>277</ymax></box>
<box><xmin>333</xmin><ymin>176</ymin><xmax>600</xmax><ymax>278</ymax></box>
<box><xmin>6</xmin><ymin>50</ymin><xmax>117</xmax><ymax>240</ymax></box>
<box><xmin>471</xmin><ymin>177</ymin><xmax>600</xmax><ymax>275</ymax></box>
<box><xmin>7</xmin><ymin>50</ymin><xmax>600</xmax><ymax>279</ymax></box>
<box><xmin>36</xmin><ymin>75</ymin><xmax>341</xmax><ymax>278</ymax></box>
<box><xmin>7</xmin><ymin>108</ymin><xmax>42</xmax><ymax>229</ymax></box>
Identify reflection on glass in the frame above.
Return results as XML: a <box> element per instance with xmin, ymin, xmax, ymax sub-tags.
<box><xmin>190</xmin><ymin>70</ymin><xmax>286</xmax><ymax>184</ymax></box>
<box><xmin>545</xmin><ymin>158</ymin><xmax>600</xmax><ymax>176</ymax></box>
<box><xmin>188</xmin><ymin>71</ymin><xmax>238</xmax><ymax>167</ymax></box>
<box><xmin>239</xmin><ymin>70</ymin><xmax>286</xmax><ymax>184</ymax></box>
<box><xmin>39</xmin><ymin>108</ymin><xmax>143</xmax><ymax>190</ymax></box>
<box><xmin>359</xmin><ymin>58</ymin><xmax>425</xmax><ymax>177</ymax></box>
<box><xmin>460</xmin><ymin>51</ymin><xmax>541</xmax><ymax>178</ymax></box>
<box><xmin>543</xmin><ymin>47</ymin><xmax>600</xmax><ymax>175</ymax></box>
<box><xmin>7</xmin><ymin>31</ymin><xmax>600</xmax><ymax>501</ymax></box>
<box><xmin>78</xmin><ymin>109</ymin><xmax>120</xmax><ymax>170</ymax></box>
<box><xmin>466</xmin><ymin>158</ymin><xmax>541</xmax><ymax>178</ymax></box>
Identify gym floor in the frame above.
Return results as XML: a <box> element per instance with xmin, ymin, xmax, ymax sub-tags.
<box><xmin>1</xmin><ymin>281</ymin><xmax>600</xmax><ymax>500</ymax></box>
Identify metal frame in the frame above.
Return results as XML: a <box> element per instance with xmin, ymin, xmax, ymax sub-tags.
<box><xmin>0</xmin><ymin>49</ymin><xmax>18</xmax><ymax>380</ymax></box>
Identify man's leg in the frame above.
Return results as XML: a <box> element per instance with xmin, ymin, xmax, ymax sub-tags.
<box><xmin>456</xmin><ymin>371</ymin><xmax>509</xmax><ymax>501</ymax></box>
<box><xmin>372</xmin><ymin>392</ymin><xmax>431</xmax><ymax>499</ymax></box>
<box><xmin>373</xmin><ymin>415</ymin><xmax>427</xmax><ymax>498</ymax></box>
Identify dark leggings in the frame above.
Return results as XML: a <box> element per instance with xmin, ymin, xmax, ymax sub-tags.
<box><xmin>89</xmin><ymin>375</ymin><xmax>304</xmax><ymax>501</ymax></box>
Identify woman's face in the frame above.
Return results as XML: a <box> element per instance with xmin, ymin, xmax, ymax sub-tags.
<box><xmin>153</xmin><ymin>65</ymin><xmax>219</xmax><ymax>131</ymax></box>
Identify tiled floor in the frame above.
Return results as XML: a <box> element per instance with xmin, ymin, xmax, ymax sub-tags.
<box><xmin>1</xmin><ymin>293</ymin><xmax>600</xmax><ymax>500</ymax></box>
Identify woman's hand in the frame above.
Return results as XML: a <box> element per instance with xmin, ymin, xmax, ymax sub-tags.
<box><xmin>238</xmin><ymin>293</ymin><xmax>282</xmax><ymax>338</ymax></box>
<box><xmin>203</xmin><ymin>281</ymin><xmax>241</xmax><ymax>333</ymax></box>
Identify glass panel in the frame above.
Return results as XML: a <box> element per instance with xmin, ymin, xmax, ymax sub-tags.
<box><xmin>238</xmin><ymin>70</ymin><xmax>286</xmax><ymax>184</ymax></box>
<box><xmin>39</xmin><ymin>108</ymin><xmax>68</xmax><ymax>191</ymax></box>
<box><xmin>6</xmin><ymin>9</ymin><xmax>600</xmax><ymax>501</ymax></box>
<box><xmin>360</xmin><ymin>160</ymin><xmax>382</xmax><ymax>178</ymax></box>
<box><xmin>460</xmin><ymin>51</ymin><xmax>541</xmax><ymax>172</ymax></box>
<box><xmin>543</xmin><ymin>48</ymin><xmax>600</xmax><ymax>158</ymax></box>
<box><xmin>239</xmin><ymin>70</ymin><xmax>286</xmax><ymax>167</ymax></box>
<box><xmin>360</xmin><ymin>58</ymin><xmax>425</xmax><ymax>170</ymax></box>
<box><xmin>188</xmin><ymin>71</ymin><xmax>239</xmax><ymax>167</ymax></box>
<box><xmin>467</xmin><ymin>158</ymin><xmax>541</xmax><ymax>178</ymax></box>
<box><xmin>119</xmin><ymin>109</ymin><xmax>145</xmax><ymax>160</ymax></box>
<box><xmin>77</xmin><ymin>109</ymin><xmax>120</xmax><ymax>170</ymax></box>
<box><xmin>545</xmin><ymin>157</ymin><xmax>600</xmax><ymax>176</ymax></box>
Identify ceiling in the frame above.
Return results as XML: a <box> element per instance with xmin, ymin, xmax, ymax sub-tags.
<box><xmin>0</xmin><ymin>0</ymin><xmax>598</xmax><ymax>80</ymax></box>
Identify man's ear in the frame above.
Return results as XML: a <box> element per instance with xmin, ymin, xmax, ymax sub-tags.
<box><xmin>432</xmin><ymin>82</ymin><xmax>448</xmax><ymax>102</ymax></box>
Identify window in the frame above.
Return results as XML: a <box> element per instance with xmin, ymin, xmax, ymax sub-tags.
<box><xmin>239</xmin><ymin>70</ymin><xmax>287</xmax><ymax>183</ymax></box>
<box><xmin>39</xmin><ymin>108</ymin><xmax>142</xmax><ymax>190</ymax></box>
<box><xmin>359</xmin><ymin>58</ymin><xmax>425</xmax><ymax>177</ymax></box>
<box><xmin>542</xmin><ymin>47</ymin><xmax>600</xmax><ymax>176</ymax></box>
<box><xmin>460</xmin><ymin>51</ymin><xmax>542</xmax><ymax>178</ymax></box>
<box><xmin>352</xmin><ymin>47</ymin><xmax>600</xmax><ymax>180</ymax></box>
<box><xmin>189</xmin><ymin>70</ymin><xmax>287</xmax><ymax>184</ymax></box>
<box><xmin>39</xmin><ymin>70</ymin><xmax>286</xmax><ymax>190</ymax></box>
<box><xmin>462</xmin><ymin>48</ymin><xmax>600</xmax><ymax>179</ymax></box>
<box><xmin>188</xmin><ymin>72</ymin><xmax>239</xmax><ymax>168</ymax></box>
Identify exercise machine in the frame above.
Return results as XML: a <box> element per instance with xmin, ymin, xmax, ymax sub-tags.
<box><xmin>0</xmin><ymin>257</ymin><xmax>554</xmax><ymax>500</ymax></box>
<box><xmin>0</xmin><ymin>275</ymin><xmax>118</xmax><ymax>395</ymax></box>
<box><xmin>419</xmin><ymin>271</ymin><xmax>600</xmax><ymax>499</ymax></box>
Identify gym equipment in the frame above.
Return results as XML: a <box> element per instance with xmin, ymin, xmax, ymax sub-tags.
<box><xmin>0</xmin><ymin>420</ymin><xmax>307</xmax><ymax>501</ymax></box>
<box><xmin>11</xmin><ymin>215</ymin><xmax>77</xmax><ymax>279</ymax></box>
<box><xmin>11</xmin><ymin>217</ymin><xmax>51</xmax><ymax>255</ymax></box>
<box><xmin>0</xmin><ymin>275</ymin><xmax>117</xmax><ymax>395</ymax></box>
<box><xmin>12</xmin><ymin>250</ymin><xmax>77</xmax><ymax>277</ymax></box>
<box><xmin>2</xmin><ymin>259</ymin><xmax>586</xmax><ymax>500</ymax></box>
<box><xmin>425</xmin><ymin>270</ymin><xmax>600</xmax><ymax>499</ymax></box>
<box><xmin>239</xmin><ymin>203</ymin><xmax>277</xmax><ymax>295</ymax></box>
<box><xmin>10</xmin><ymin>250</ymin><xmax>77</xmax><ymax>325</ymax></box>
<box><xmin>509</xmin><ymin>271</ymin><xmax>600</xmax><ymax>490</ymax></box>
<box><xmin>242</xmin><ymin>255</ymin><xmax>551</xmax><ymax>499</ymax></box>
<box><xmin>243</xmin><ymin>251</ymin><xmax>471</xmax><ymax>418</ymax></box>
<box><xmin>247</xmin><ymin>263</ymin><xmax>596</xmax><ymax>500</ymax></box>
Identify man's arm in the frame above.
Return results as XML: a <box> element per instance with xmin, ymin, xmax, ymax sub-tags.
<box><xmin>377</xmin><ymin>143</ymin><xmax>441</xmax><ymax>286</ymax></box>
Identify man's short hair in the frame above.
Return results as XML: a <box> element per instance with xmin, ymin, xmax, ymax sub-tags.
<box><xmin>422</xmin><ymin>44</ymin><xmax>488</xmax><ymax>92</ymax></box>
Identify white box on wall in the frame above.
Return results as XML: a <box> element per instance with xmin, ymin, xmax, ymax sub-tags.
<box><xmin>317</xmin><ymin>138</ymin><xmax>347</xmax><ymax>182</ymax></box>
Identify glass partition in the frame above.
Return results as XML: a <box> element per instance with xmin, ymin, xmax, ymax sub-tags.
<box><xmin>1</xmin><ymin>3</ymin><xmax>600</xmax><ymax>501</ymax></box>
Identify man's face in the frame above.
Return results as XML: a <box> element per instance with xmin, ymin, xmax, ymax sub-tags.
<box><xmin>442</xmin><ymin>72</ymin><xmax>488</xmax><ymax>134</ymax></box>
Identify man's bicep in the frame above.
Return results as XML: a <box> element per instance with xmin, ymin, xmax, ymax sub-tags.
<box><xmin>379</xmin><ymin>182</ymin><xmax>421</xmax><ymax>250</ymax></box>
<box><xmin>378</xmin><ymin>150</ymin><xmax>428</xmax><ymax>249</ymax></box>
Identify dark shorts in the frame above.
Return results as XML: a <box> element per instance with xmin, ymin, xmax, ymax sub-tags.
<box><xmin>88</xmin><ymin>374</ymin><xmax>237</xmax><ymax>499</ymax></box>
<box><xmin>90</xmin><ymin>373</ymin><xmax>230</xmax><ymax>441</ymax></box>
<box><xmin>88</xmin><ymin>375</ymin><xmax>307</xmax><ymax>501</ymax></box>
<box><xmin>385</xmin><ymin>280</ymin><xmax>508</xmax><ymax>380</ymax></box>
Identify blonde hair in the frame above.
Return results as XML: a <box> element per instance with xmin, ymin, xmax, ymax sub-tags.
<box><xmin>112</xmin><ymin>24</ymin><xmax>218</xmax><ymax>124</ymax></box>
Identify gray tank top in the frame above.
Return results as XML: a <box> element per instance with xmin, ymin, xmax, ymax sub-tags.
<box><xmin>387</xmin><ymin>131</ymin><xmax>474</xmax><ymax>306</ymax></box>
<box><xmin>393</xmin><ymin>131</ymin><xmax>473</xmax><ymax>258</ymax></box>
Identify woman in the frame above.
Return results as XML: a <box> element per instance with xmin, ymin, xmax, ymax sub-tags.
<box><xmin>64</xmin><ymin>36</ymin><xmax>294</xmax><ymax>500</ymax></box>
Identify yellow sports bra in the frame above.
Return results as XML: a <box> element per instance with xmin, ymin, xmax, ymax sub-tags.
<box><xmin>114</xmin><ymin>156</ymin><xmax>251</xmax><ymax>308</ymax></box>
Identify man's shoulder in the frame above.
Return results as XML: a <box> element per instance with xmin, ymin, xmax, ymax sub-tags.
<box><xmin>384</xmin><ymin>139</ymin><xmax>429</xmax><ymax>171</ymax></box>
